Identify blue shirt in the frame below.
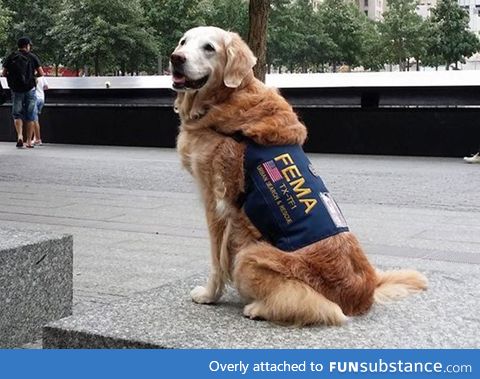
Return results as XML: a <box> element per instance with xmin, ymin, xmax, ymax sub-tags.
<box><xmin>243</xmin><ymin>142</ymin><xmax>349</xmax><ymax>251</ymax></box>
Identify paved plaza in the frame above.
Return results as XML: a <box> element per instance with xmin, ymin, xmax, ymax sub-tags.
<box><xmin>0</xmin><ymin>142</ymin><xmax>479</xmax><ymax>347</ymax></box>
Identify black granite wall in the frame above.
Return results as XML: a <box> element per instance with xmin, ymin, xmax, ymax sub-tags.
<box><xmin>1</xmin><ymin>86</ymin><xmax>479</xmax><ymax>157</ymax></box>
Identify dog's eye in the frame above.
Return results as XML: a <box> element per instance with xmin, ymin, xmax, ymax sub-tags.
<box><xmin>180</xmin><ymin>39</ymin><xmax>186</xmax><ymax>46</ymax></box>
<box><xmin>203</xmin><ymin>43</ymin><xmax>215</xmax><ymax>52</ymax></box>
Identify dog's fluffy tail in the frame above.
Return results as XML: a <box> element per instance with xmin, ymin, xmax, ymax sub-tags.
<box><xmin>374</xmin><ymin>269</ymin><xmax>428</xmax><ymax>304</ymax></box>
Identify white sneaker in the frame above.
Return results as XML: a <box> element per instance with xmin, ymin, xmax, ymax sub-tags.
<box><xmin>464</xmin><ymin>153</ymin><xmax>480</xmax><ymax>164</ymax></box>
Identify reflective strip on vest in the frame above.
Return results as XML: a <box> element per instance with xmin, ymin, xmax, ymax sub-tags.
<box><xmin>243</xmin><ymin>142</ymin><xmax>349</xmax><ymax>251</ymax></box>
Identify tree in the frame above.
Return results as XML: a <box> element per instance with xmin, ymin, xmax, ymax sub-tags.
<box><xmin>142</xmin><ymin>0</ymin><xmax>205</xmax><ymax>73</ymax></box>
<box><xmin>380</xmin><ymin>0</ymin><xmax>426</xmax><ymax>71</ymax></box>
<box><xmin>359</xmin><ymin>19</ymin><xmax>385</xmax><ymax>71</ymax></box>
<box><xmin>203</xmin><ymin>0</ymin><xmax>248</xmax><ymax>38</ymax></box>
<box><xmin>54</xmin><ymin>0</ymin><xmax>158</xmax><ymax>75</ymax></box>
<box><xmin>319</xmin><ymin>0</ymin><xmax>364</xmax><ymax>71</ymax></box>
<box><xmin>422</xmin><ymin>18</ymin><xmax>444</xmax><ymax>70</ymax></box>
<box><xmin>248</xmin><ymin>0</ymin><xmax>270</xmax><ymax>81</ymax></box>
<box><xmin>268</xmin><ymin>0</ymin><xmax>296</xmax><ymax>72</ymax></box>
<box><xmin>431</xmin><ymin>0</ymin><xmax>480</xmax><ymax>70</ymax></box>
<box><xmin>2</xmin><ymin>0</ymin><xmax>63</xmax><ymax>66</ymax></box>
<box><xmin>0</xmin><ymin>0</ymin><xmax>12</xmax><ymax>57</ymax></box>
<box><xmin>408</xmin><ymin>16</ymin><xmax>431</xmax><ymax>71</ymax></box>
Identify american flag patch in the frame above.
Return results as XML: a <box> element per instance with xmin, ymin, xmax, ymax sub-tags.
<box><xmin>262</xmin><ymin>160</ymin><xmax>283</xmax><ymax>182</ymax></box>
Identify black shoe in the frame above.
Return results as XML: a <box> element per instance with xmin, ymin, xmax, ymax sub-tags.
<box><xmin>16</xmin><ymin>139</ymin><xmax>23</xmax><ymax>148</ymax></box>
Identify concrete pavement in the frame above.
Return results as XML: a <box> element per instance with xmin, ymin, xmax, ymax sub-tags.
<box><xmin>0</xmin><ymin>142</ymin><xmax>479</xmax><ymax>347</ymax></box>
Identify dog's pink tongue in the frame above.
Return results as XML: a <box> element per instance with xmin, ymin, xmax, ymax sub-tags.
<box><xmin>173</xmin><ymin>75</ymin><xmax>185</xmax><ymax>84</ymax></box>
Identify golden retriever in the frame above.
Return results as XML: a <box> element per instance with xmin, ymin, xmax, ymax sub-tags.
<box><xmin>171</xmin><ymin>26</ymin><xmax>427</xmax><ymax>326</ymax></box>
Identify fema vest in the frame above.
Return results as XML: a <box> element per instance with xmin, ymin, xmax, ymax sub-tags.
<box><xmin>243</xmin><ymin>142</ymin><xmax>349</xmax><ymax>251</ymax></box>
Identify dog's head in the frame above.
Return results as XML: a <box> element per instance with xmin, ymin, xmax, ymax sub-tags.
<box><xmin>170</xmin><ymin>26</ymin><xmax>257</xmax><ymax>92</ymax></box>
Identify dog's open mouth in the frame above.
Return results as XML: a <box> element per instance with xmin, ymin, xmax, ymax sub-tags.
<box><xmin>172</xmin><ymin>71</ymin><xmax>209</xmax><ymax>90</ymax></box>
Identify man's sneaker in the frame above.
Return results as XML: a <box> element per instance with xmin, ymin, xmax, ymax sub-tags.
<box><xmin>16</xmin><ymin>139</ymin><xmax>23</xmax><ymax>148</ymax></box>
<box><xmin>463</xmin><ymin>153</ymin><xmax>480</xmax><ymax>164</ymax></box>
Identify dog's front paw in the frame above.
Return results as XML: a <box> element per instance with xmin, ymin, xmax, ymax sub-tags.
<box><xmin>191</xmin><ymin>286</ymin><xmax>216</xmax><ymax>304</ymax></box>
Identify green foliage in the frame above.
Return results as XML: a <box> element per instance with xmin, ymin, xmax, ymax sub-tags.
<box><xmin>2</xmin><ymin>0</ymin><xmax>480</xmax><ymax>74</ymax></box>
<box><xmin>0</xmin><ymin>0</ymin><xmax>13</xmax><ymax>56</ymax></box>
<box><xmin>52</xmin><ymin>0</ymin><xmax>159</xmax><ymax>75</ymax></box>
<box><xmin>202</xmin><ymin>0</ymin><xmax>248</xmax><ymax>37</ymax></box>
<box><xmin>359</xmin><ymin>19</ymin><xmax>385</xmax><ymax>71</ymax></box>
<box><xmin>319</xmin><ymin>0</ymin><xmax>364</xmax><ymax>70</ymax></box>
<box><xmin>431</xmin><ymin>0</ymin><xmax>480</xmax><ymax>69</ymax></box>
<box><xmin>2</xmin><ymin>0</ymin><xmax>62</xmax><ymax>62</ymax></box>
<box><xmin>380</xmin><ymin>0</ymin><xmax>426</xmax><ymax>70</ymax></box>
<box><xmin>268</xmin><ymin>0</ymin><xmax>335</xmax><ymax>72</ymax></box>
<box><xmin>142</xmin><ymin>0</ymin><xmax>207</xmax><ymax>72</ymax></box>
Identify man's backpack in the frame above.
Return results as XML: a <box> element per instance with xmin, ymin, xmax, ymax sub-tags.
<box><xmin>6</xmin><ymin>52</ymin><xmax>34</xmax><ymax>92</ymax></box>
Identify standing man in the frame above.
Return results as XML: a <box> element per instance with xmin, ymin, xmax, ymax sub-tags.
<box><xmin>2</xmin><ymin>37</ymin><xmax>45</xmax><ymax>148</ymax></box>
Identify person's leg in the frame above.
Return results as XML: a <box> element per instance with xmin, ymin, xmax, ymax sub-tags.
<box><xmin>11</xmin><ymin>92</ymin><xmax>24</xmax><ymax>147</ymax></box>
<box><xmin>34</xmin><ymin>99</ymin><xmax>44</xmax><ymax>144</ymax></box>
<box><xmin>32</xmin><ymin>121</ymin><xmax>39</xmax><ymax>143</ymax></box>
<box><xmin>31</xmin><ymin>99</ymin><xmax>38</xmax><ymax>143</ymax></box>
<box><xmin>24</xmin><ymin>89</ymin><xmax>37</xmax><ymax>147</ymax></box>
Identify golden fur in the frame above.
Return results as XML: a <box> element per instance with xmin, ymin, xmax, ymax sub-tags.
<box><xmin>172</xmin><ymin>27</ymin><xmax>427</xmax><ymax>326</ymax></box>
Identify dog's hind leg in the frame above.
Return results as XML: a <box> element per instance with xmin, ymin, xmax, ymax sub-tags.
<box><xmin>233</xmin><ymin>243</ymin><xmax>347</xmax><ymax>326</ymax></box>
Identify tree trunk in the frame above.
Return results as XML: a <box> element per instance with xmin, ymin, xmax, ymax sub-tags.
<box><xmin>94</xmin><ymin>53</ymin><xmax>100</xmax><ymax>76</ymax></box>
<box><xmin>247</xmin><ymin>0</ymin><xmax>270</xmax><ymax>82</ymax></box>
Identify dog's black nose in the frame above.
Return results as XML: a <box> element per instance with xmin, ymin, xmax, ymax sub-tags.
<box><xmin>170</xmin><ymin>53</ymin><xmax>186</xmax><ymax>65</ymax></box>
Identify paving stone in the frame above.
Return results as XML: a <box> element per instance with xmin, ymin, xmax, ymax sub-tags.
<box><xmin>43</xmin><ymin>255</ymin><xmax>480</xmax><ymax>349</ymax></box>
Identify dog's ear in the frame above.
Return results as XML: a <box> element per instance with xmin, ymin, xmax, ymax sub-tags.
<box><xmin>223</xmin><ymin>33</ymin><xmax>257</xmax><ymax>88</ymax></box>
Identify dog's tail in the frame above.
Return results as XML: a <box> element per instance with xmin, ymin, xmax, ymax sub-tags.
<box><xmin>374</xmin><ymin>269</ymin><xmax>428</xmax><ymax>304</ymax></box>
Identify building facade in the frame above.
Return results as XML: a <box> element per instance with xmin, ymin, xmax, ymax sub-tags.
<box><xmin>416</xmin><ymin>0</ymin><xmax>438</xmax><ymax>18</ymax></box>
<box><xmin>355</xmin><ymin>0</ymin><xmax>386</xmax><ymax>20</ymax></box>
<box><xmin>458</xmin><ymin>0</ymin><xmax>480</xmax><ymax>35</ymax></box>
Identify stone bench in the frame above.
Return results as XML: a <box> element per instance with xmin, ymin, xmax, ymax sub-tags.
<box><xmin>43</xmin><ymin>255</ymin><xmax>479</xmax><ymax>349</ymax></box>
<box><xmin>0</xmin><ymin>227</ymin><xmax>73</xmax><ymax>348</ymax></box>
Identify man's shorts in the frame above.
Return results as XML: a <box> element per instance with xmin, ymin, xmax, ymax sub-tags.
<box><xmin>34</xmin><ymin>97</ymin><xmax>45</xmax><ymax>121</ymax></box>
<box><xmin>12</xmin><ymin>88</ymin><xmax>36</xmax><ymax>122</ymax></box>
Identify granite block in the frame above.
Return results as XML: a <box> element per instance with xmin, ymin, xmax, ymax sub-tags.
<box><xmin>0</xmin><ymin>228</ymin><xmax>73</xmax><ymax>348</ymax></box>
<box><xmin>43</xmin><ymin>255</ymin><xmax>480</xmax><ymax>349</ymax></box>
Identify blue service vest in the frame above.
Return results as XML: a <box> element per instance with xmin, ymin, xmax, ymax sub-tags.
<box><xmin>243</xmin><ymin>142</ymin><xmax>349</xmax><ymax>251</ymax></box>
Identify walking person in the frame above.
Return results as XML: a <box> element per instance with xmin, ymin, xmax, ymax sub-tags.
<box><xmin>1</xmin><ymin>37</ymin><xmax>45</xmax><ymax>148</ymax></box>
<box><xmin>32</xmin><ymin>75</ymin><xmax>49</xmax><ymax>146</ymax></box>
